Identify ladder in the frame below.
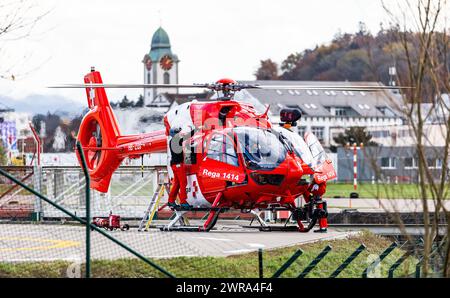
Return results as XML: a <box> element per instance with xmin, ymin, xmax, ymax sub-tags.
<box><xmin>138</xmin><ymin>183</ymin><xmax>166</xmax><ymax>231</ymax></box>
<box><xmin>138</xmin><ymin>171</ymin><xmax>168</xmax><ymax>231</ymax></box>
<box><xmin>138</xmin><ymin>170</ymin><xmax>191</xmax><ymax>231</ymax></box>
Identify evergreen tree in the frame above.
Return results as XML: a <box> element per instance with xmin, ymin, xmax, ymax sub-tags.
<box><xmin>333</xmin><ymin>127</ymin><xmax>378</xmax><ymax>147</ymax></box>
<box><xmin>134</xmin><ymin>95</ymin><xmax>144</xmax><ymax>107</ymax></box>
<box><xmin>119</xmin><ymin>95</ymin><xmax>134</xmax><ymax>108</ymax></box>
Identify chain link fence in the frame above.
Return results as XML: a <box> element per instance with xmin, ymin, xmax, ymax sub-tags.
<box><xmin>0</xmin><ymin>144</ymin><xmax>446</xmax><ymax>278</ymax></box>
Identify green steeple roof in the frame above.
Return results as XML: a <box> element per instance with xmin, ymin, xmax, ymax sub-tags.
<box><xmin>151</xmin><ymin>27</ymin><xmax>171</xmax><ymax>49</ymax></box>
<box><xmin>149</xmin><ymin>27</ymin><xmax>178</xmax><ymax>62</ymax></box>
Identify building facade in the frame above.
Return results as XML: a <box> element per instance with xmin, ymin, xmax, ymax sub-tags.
<box><xmin>237</xmin><ymin>80</ymin><xmax>405</xmax><ymax>147</ymax></box>
<box><xmin>337</xmin><ymin>146</ymin><xmax>447</xmax><ymax>183</ymax></box>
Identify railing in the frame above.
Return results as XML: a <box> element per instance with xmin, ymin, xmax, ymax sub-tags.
<box><xmin>0</xmin><ymin>145</ymin><xmax>446</xmax><ymax>278</ymax></box>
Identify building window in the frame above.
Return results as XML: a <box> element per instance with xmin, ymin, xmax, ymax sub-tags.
<box><xmin>335</xmin><ymin>107</ymin><xmax>348</xmax><ymax>116</ymax></box>
<box><xmin>147</xmin><ymin>73</ymin><xmax>151</xmax><ymax>84</ymax></box>
<box><xmin>164</xmin><ymin>72</ymin><xmax>170</xmax><ymax>84</ymax></box>
<box><xmin>311</xmin><ymin>126</ymin><xmax>324</xmax><ymax>142</ymax></box>
<box><xmin>336</xmin><ymin>106</ymin><xmax>358</xmax><ymax>116</ymax></box>
<box><xmin>427</xmin><ymin>158</ymin><xmax>443</xmax><ymax>169</ymax></box>
<box><xmin>297</xmin><ymin>126</ymin><xmax>307</xmax><ymax>138</ymax></box>
<box><xmin>377</xmin><ymin>107</ymin><xmax>395</xmax><ymax>117</ymax></box>
<box><xmin>371</xmin><ymin>130</ymin><xmax>390</xmax><ymax>138</ymax></box>
<box><xmin>381</xmin><ymin>157</ymin><xmax>397</xmax><ymax>169</ymax></box>
<box><xmin>404</xmin><ymin>157</ymin><xmax>417</xmax><ymax>169</ymax></box>
<box><xmin>398</xmin><ymin>129</ymin><xmax>412</xmax><ymax>138</ymax></box>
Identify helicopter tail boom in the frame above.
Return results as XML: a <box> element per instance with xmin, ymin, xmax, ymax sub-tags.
<box><xmin>77</xmin><ymin>69</ymin><xmax>167</xmax><ymax>193</ymax></box>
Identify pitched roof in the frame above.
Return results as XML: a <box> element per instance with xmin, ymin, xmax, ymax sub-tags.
<box><xmin>239</xmin><ymin>80</ymin><xmax>403</xmax><ymax>118</ymax></box>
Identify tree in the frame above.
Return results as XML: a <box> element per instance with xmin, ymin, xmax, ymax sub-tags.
<box><xmin>134</xmin><ymin>95</ymin><xmax>144</xmax><ymax>108</ymax></box>
<box><xmin>266</xmin><ymin>22</ymin><xmax>447</xmax><ymax>85</ymax></box>
<box><xmin>280</xmin><ymin>53</ymin><xmax>302</xmax><ymax>73</ymax></box>
<box><xmin>0</xmin><ymin>143</ymin><xmax>6</xmax><ymax>165</ymax></box>
<box><xmin>118</xmin><ymin>95</ymin><xmax>134</xmax><ymax>109</ymax></box>
<box><xmin>333</xmin><ymin>127</ymin><xmax>378</xmax><ymax>147</ymax></box>
<box><xmin>32</xmin><ymin>112</ymin><xmax>62</xmax><ymax>152</ymax></box>
<box><xmin>380</xmin><ymin>0</ymin><xmax>450</xmax><ymax>277</ymax></box>
<box><xmin>254</xmin><ymin>59</ymin><xmax>279</xmax><ymax>80</ymax></box>
<box><xmin>336</xmin><ymin>49</ymin><xmax>373</xmax><ymax>81</ymax></box>
<box><xmin>0</xmin><ymin>0</ymin><xmax>49</xmax><ymax>80</ymax></box>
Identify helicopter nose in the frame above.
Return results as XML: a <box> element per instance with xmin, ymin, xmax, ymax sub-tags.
<box><xmin>283</xmin><ymin>157</ymin><xmax>305</xmax><ymax>186</ymax></box>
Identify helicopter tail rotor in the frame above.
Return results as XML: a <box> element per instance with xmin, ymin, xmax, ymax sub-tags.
<box><xmin>76</xmin><ymin>68</ymin><xmax>124</xmax><ymax>192</ymax></box>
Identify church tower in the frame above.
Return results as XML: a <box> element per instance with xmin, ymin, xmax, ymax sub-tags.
<box><xmin>142</xmin><ymin>27</ymin><xmax>179</xmax><ymax>106</ymax></box>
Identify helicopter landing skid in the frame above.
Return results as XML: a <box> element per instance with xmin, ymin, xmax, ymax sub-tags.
<box><xmin>158</xmin><ymin>208</ymin><xmax>224</xmax><ymax>232</ymax></box>
<box><xmin>159</xmin><ymin>193</ymin><xmax>225</xmax><ymax>232</ymax></box>
<box><xmin>246</xmin><ymin>207</ymin><xmax>319</xmax><ymax>233</ymax></box>
<box><xmin>243</xmin><ymin>225</ymin><xmax>299</xmax><ymax>232</ymax></box>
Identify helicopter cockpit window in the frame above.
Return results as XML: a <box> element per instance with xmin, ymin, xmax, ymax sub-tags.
<box><xmin>234</xmin><ymin>127</ymin><xmax>287</xmax><ymax>170</ymax></box>
<box><xmin>273</xmin><ymin>127</ymin><xmax>314</xmax><ymax>168</ymax></box>
<box><xmin>304</xmin><ymin>132</ymin><xmax>328</xmax><ymax>169</ymax></box>
<box><xmin>207</xmin><ymin>134</ymin><xmax>239</xmax><ymax>167</ymax></box>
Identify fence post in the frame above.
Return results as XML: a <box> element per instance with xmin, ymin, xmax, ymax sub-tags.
<box><xmin>272</xmin><ymin>249</ymin><xmax>303</xmax><ymax>278</ymax></box>
<box><xmin>362</xmin><ymin>242</ymin><xmax>398</xmax><ymax>278</ymax></box>
<box><xmin>415</xmin><ymin>257</ymin><xmax>423</xmax><ymax>278</ymax></box>
<box><xmin>29</xmin><ymin>121</ymin><xmax>42</xmax><ymax>221</ymax></box>
<box><xmin>330</xmin><ymin>244</ymin><xmax>366</xmax><ymax>278</ymax></box>
<box><xmin>298</xmin><ymin>245</ymin><xmax>332</xmax><ymax>278</ymax></box>
<box><xmin>415</xmin><ymin>238</ymin><xmax>446</xmax><ymax>278</ymax></box>
<box><xmin>258</xmin><ymin>248</ymin><xmax>263</xmax><ymax>278</ymax></box>
<box><xmin>76</xmin><ymin>142</ymin><xmax>91</xmax><ymax>279</ymax></box>
<box><xmin>388</xmin><ymin>251</ymin><xmax>411</xmax><ymax>278</ymax></box>
<box><xmin>32</xmin><ymin>164</ymin><xmax>43</xmax><ymax>221</ymax></box>
<box><xmin>0</xmin><ymin>166</ymin><xmax>175</xmax><ymax>278</ymax></box>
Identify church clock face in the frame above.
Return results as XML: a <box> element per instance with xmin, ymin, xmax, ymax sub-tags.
<box><xmin>143</xmin><ymin>54</ymin><xmax>152</xmax><ymax>71</ymax></box>
<box><xmin>160</xmin><ymin>55</ymin><xmax>173</xmax><ymax>71</ymax></box>
<box><xmin>145</xmin><ymin>59</ymin><xmax>152</xmax><ymax>71</ymax></box>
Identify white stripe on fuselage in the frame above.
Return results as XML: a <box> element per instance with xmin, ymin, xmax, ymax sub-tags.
<box><xmin>166</xmin><ymin>102</ymin><xmax>210</xmax><ymax>206</ymax></box>
<box><xmin>186</xmin><ymin>174</ymin><xmax>211</xmax><ymax>208</ymax></box>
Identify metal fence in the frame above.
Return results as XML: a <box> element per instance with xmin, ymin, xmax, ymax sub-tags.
<box><xmin>0</xmin><ymin>143</ymin><xmax>446</xmax><ymax>278</ymax></box>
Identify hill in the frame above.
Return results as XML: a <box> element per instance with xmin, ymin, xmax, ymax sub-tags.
<box><xmin>255</xmin><ymin>24</ymin><xmax>449</xmax><ymax>88</ymax></box>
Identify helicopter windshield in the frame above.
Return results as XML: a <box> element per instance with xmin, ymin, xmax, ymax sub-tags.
<box><xmin>234</xmin><ymin>127</ymin><xmax>287</xmax><ymax>170</ymax></box>
<box><xmin>273</xmin><ymin>126</ymin><xmax>314</xmax><ymax>169</ymax></box>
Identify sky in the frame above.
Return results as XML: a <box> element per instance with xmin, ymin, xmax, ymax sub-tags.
<box><xmin>0</xmin><ymin>0</ymin><xmax>398</xmax><ymax>105</ymax></box>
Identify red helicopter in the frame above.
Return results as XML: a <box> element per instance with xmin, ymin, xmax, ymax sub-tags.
<box><xmin>54</xmin><ymin>68</ymin><xmax>404</xmax><ymax>233</ymax></box>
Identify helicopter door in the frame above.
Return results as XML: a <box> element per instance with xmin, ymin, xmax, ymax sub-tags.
<box><xmin>199</xmin><ymin>133</ymin><xmax>246</xmax><ymax>185</ymax></box>
<box><xmin>304</xmin><ymin>132</ymin><xmax>337</xmax><ymax>183</ymax></box>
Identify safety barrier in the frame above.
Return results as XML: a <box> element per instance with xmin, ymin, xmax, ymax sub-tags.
<box><xmin>0</xmin><ymin>143</ymin><xmax>445</xmax><ymax>278</ymax></box>
<box><xmin>330</xmin><ymin>244</ymin><xmax>366</xmax><ymax>278</ymax></box>
<box><xmin>0</xmin><ymin>143</ymin><xmax>174</xmax><ymax>278</ymax></box>
<box><xmin>272</xmin><ymin>249</ymin><xmax>303</xmax><ymax>278</ymax></box>
<box><xmin>362</xmin><ymin>242</ymin><xmax>398</xmax><ymax>278</ymax></box>
<box><xmin>298</xmin><ymin>245</ymin><xmax>333</xmax><ymax>278</ymax></box>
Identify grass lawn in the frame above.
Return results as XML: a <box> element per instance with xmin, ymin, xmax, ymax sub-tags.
<box><xmin>0</xmin><ymin>232</ymin><xmax>417</xmax><ymax>278</ymax></box>
<box><xmin>325</xmin><ymin>183</ymin><xmax>446</xmax><ymax>199</ymax></box>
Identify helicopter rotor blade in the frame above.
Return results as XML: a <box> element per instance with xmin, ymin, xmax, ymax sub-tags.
<box><xmin>252</xmin><ymin>85</ymin><xmax>413</xmax><ymax>91</ymax></box>
<box><xmin>48</xmin><ymin>83</ymin><xmax>413</xmax><ymax>92</ymax></box>
<box><xmin>48</xmin><ymin>83</ymin><xmax>210</xmax><ymax>89</ymax></box>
